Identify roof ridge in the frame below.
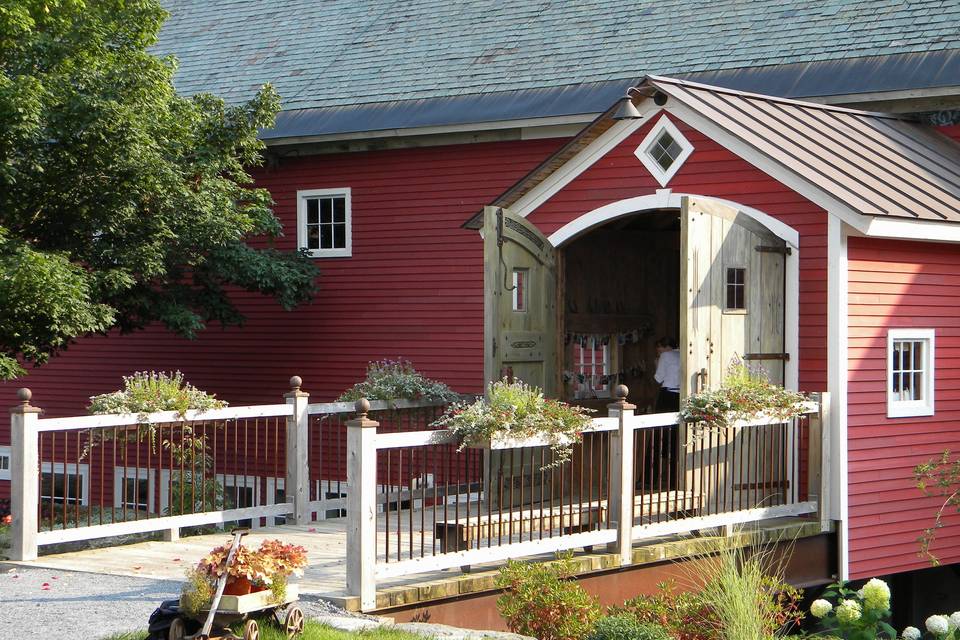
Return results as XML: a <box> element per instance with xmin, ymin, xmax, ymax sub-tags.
<box><xmin>647</xmin><ymin>75</ymin><xmax>906</xmax><ymax>120</ymax></box>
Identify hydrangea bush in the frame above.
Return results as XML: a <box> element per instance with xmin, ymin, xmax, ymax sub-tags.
<box><xmin>809</xmin><ymin>578</ymin><xmax>897</xmax><ymax>640</ymax></box>
<box><xmin>337</xmin><ymin>359</ymin><xmax>461</xmax><ymax>404</ymax></box>
<box><xmin>432</xmin><ymin>378</ymin><xmax>595</xmax><ymax>466</ymax></box>
<box><xmin>679</xmin><ymin>360</ymin><xmax>807</xmax><ymax>428</ymax></box>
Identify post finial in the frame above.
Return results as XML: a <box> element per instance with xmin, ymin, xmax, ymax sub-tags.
<box><xmin>17</xmin><ymin>388</ymin><xmax>32</xmax><ymax>405</ymax></box>
<box><xmin>289</xmin><ymin>376</ymin><xmax>302</xmax><ymax>391</ymax></box>
<box><xmin>615</xmin><ymin>384</ymin><xmax>629</xmax><ymax>403</ymax></box>
<box><xmin>355</xmin><ymin>398</ymin><xmax>370</xmax><ymax>418</ymax></box>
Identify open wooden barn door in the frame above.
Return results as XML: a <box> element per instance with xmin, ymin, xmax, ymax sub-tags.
<box><xmin>679</xmin><ymin>196</ymin><xmax>788</xmax><ymax>513</ymax></box>
<box><xmin>679</xmin><ymin>196</ymin><xmax>786</xmax><ymax>398</ymax></box>
<box><xmin>483</xmin><ymin>206</ymin><xmax>559</xmax><ymax>397</ymax></box>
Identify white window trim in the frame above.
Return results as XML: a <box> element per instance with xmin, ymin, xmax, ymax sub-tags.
<box><xmin>0</xmin><ymin>445</ymin><xmax>10</xmax><ymax>481</ymax></box>
<box><xmin>887</xmin><ymin>328</ymin><xmax>935</xmax><ymax>418</ymax></box>
<box><xmin>634</xmin><ymin>115</ymin><xmax>694</xmax><ymax>187</ymax></box>
<box><xmin>113</xmin><ymin>466</ymin><xmax>157</xmax><ymax>513</ymax></box>
<box><xmin>296</xmin><ymin>188</ymin><xmax>352</xmax><ymax>258</ymax></box>
<box><xmin>574</xmin><ymin>337</ymin><xmax>612</xmax><ymax>399</ymax></box>
<box><xmin>40</xmin><ymin>461</ymin><xmax>89</xmax><ymax>506</ymax></box>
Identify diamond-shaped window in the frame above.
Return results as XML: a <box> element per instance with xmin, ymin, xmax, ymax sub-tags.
<box><xmin>634</xmin><ymin>115</ymin><xmax>694</xmax><ymax>187</ymax></box>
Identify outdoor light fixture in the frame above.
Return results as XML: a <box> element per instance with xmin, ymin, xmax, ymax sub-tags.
<box><xmin>612</xmin><ymin>95</ymin><xmax>643</xmax><ymax>120</ymax></box>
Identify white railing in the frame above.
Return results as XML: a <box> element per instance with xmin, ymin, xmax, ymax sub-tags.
<box><xmin>7</xmin><ymin>377</ymin><xmax>312</xmax><ymax>560</ymax></box>
<box><xmin>344</xmin><ymin>391</ymin><xmax>828</xmax><ymax>610</ymax></box>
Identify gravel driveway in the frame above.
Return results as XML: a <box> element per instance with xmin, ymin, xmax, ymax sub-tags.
<box><xmin>0</xmin><ymin>563</ymin><xmax>181</xmax><ymax>639</ymax></box>
<box><xmin>0</xmin><ymin>564</ymin><xmax>365</xmax><ymax>640</ymax></box>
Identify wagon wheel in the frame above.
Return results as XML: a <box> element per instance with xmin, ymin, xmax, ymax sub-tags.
<box><xmin>167</xmin><ymin>618</ymin><xmax>186</xmax><ymax>640</ymax></box>
<box><xmin>284</xmin><ymin>605</ymin><xmax>305</xmax><ymax>638</ymax></box>
<box><xmin>242</xmin><ymin>619</ymin><xmax>260</xmax><ymax>640</ymax></box>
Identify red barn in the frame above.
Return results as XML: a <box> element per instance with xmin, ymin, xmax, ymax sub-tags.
<box><xmin>3</xmin><ymin>0</ymin><xmax>960</xmax><ymax>617</ymax></box>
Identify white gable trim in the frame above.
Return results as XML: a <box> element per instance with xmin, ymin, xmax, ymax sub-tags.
<box><xmin>547</xmin><ymin>190</ymin><xmax>799</xmax><ymax>248</ymax></box>
<box><xmin>512</xmin><ymin>102</ymin><xmax>660</xmax><ymax>218</ymax></box>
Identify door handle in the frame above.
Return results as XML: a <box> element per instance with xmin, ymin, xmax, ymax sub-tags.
<box><xmin>696</xmin><ymin>368</ymin><xmax>708</xmax><ymax>393</ymax></box>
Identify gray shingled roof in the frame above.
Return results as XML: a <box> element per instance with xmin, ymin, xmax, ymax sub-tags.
<box><xmin>158</xmin><ymin>0</ymin><xmax>960</xmax><ymax>112</ymax></box>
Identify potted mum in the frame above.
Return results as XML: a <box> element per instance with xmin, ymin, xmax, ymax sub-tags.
<box><xmin>432</xmin><ymin>378</ymin><xmax>595</xmax><ymax>467</ymax></box>
<box><xmin>181</xmin><ymin>538</ymin><xmax>308</xmax><ymax>615</ymax></box>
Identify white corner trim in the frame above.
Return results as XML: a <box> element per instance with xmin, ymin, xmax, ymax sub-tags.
<box><xmin>512</xmin><ymin>103</ymin><xmax>660</xmax><ymax>218</ymax></box>
<box><xmin>547</xmin><ymin>191</ymin><xmax>799</xmax><ymax>248</ymax></box>
<box><xmin>296</xmin><ymin>188</ymin><xmax>353</xmax><ymax>258</ymax></box>
<box><xmin>634</xmin><ymin>114</ymin><xmax>694</xmax><ymax>187</ymax></box>
<box><xmin>826</xmin><ymin>214</ymin><xmax>849</xmax><ymax>580</ymax></box>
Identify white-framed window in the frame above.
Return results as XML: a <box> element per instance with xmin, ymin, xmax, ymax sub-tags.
<box><xmin>634</xmin><ymin>115</ymin><xmax>694</xmax><ymax>187</ymax></box>
<box><xmin>573</xmin><ymin>336</ymin><xmax>611</xmax><ymax>399</ymax></box>
<box><xmin>40</xmin><ymin>462</ymin><xmax>89</xmax><ymax>506</ymax></box>
<box><xmin>217</xmin><ymin>474</ymin><xmax>261</xmax><ymax>510</ymax></box>
<box><xmin>888</xmin><ymin>328</ymin><xmax>935</xmax><ymax>418</ymax></box>
<box><xmin>297</xmin><ymin>188</ymin><xmax>352</xmax><ymax>258</ymax></box>
<box><xmin>0</xmin><ymin>446</ymin><xmax>10</xmax><ymax>481</ymax></box>
<box><xmin>113</xmin><ymin>467</ymin><xmax>156</xmax><ymax>512</ymax></box>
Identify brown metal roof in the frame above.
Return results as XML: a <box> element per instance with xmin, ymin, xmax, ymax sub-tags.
<box><xmin>473</xmin><ymin>76</ymin><xmax>960</xmax><ymax>226</ymax></box>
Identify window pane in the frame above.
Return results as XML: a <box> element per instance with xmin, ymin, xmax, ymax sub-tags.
<box><xmin>512</xmin><ymin>269</ymin><xmax>527</xmax><ymax>311</ymax></box>
<box><xmin>333</xmin><ymin>197</ymin><xmax>345</xmax><ymax>222</ymax></box>
<box><xmin>892</xmin><ymin>343</ymin><xmax>901</xmax><ymax>371</ymax></box>
<box><xmin>307</xmin><ymin>226</ymin><xmax>320</xmax><ymax>249</ymax></box>
<box><xmin>334</xmin><ymin>223</ymin><xmax>346</xmax><ymax>249</ymax></box>
<box><xmin>320</xmin><ymin>224</ymin><xmax>332</xmax><ymax>249</ymax></box>
<box><xmin>320</xmin><ymin>198</ymin><xmax>332</xmax><ymax>223</ymax></box>
<box><xmin>306</xmin><ymin>198</ymin><xmax>319</xmax><ymax>224</ymax></box>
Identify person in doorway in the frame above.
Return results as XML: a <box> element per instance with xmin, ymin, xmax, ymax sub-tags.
<box><xmin>647</xmin><ymin>336</ymin><xmax>680</xmax><ymax>492</ymax></box>
<box><xmin>654</xmin><ymin>336</ymin><xmax>680</xmax><ymax>412</ymax></box>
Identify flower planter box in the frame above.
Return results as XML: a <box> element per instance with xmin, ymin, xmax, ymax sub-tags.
<box><xmin>206</xmin><ymin>584</ymin><xmax>299</xmax><ymax>615</ymax></box>
<box><xmin>467</xmin><ymin>432</ymin><xmax>577</xmax><ymax>450</ymax></box>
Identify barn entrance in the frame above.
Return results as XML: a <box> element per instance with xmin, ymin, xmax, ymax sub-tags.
<box><xmin>561</xmin><ymin>209</ymin><xmax>680</xmax><ymax>413</ymax></box>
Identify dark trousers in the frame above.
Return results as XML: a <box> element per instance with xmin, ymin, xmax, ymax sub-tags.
<box><xmin>645</xmin><ymin>388</ymin><xmax>679</xmax><ymax>491</ymax></box>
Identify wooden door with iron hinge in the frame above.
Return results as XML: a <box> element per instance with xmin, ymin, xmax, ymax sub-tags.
<box><xmin>679</xmin><ymin>196</ymin><xmax>789</xmax><ymax>515</ymax></box>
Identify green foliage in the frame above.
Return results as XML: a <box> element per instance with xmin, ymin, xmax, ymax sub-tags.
<box><xmin>809</xmin><ymin>579</ymin><xmax>896</xmax><ymax>640</ymax></box>
<box><xmin>697</xmin><ymin>543</ymin><xmax>804</xmax><ymax>640</ymax></box>
<box><xmin>0</xmin><ymin>0</ymin><xmax>318</xmax><ymax>380</ymax></box>
<box><xmin>180</xmin><ymin>566</ymin><xmax>215</xmax><ymax>617</ymax></box>
<box><xmin>609</xmin><ymin>581</ymin><xmax>720</xmax><ymax>640</ymax></box>
<box><xmin>434</xmin><ymin>378</ymin><xmax>595</xmax><ymax>466</ymax></box>
<box><xmin>914</xmin><ymin>450</ymin><xmax>960</xmax><ymax>565</ymax></box>
<box><xmin>680</xmin><ymin>360</ymin><xmax>807</xmax><ymax>428</ymax></box>
<box><xmin>495</xmin><ymin>554</ymin><xmax>601</xmax><ymax>640</ymax></box>
<box><xmin>337</xmin><ymin>359</ymin><xmax>460</xmax><ymax>404</ymax></box>
<box><xmin>588</xmin><ymin>615</ymin><xmax>672</xmax><ymax>640</ymax></box>
<box><xmin>88</xmin><ymin>371</ymin><xmax>226</xmax><ymax>417</ymax></box>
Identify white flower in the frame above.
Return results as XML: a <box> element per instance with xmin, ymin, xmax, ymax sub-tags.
<box><xmin>836</xmin><ymin>599</ymin><xmax>862</xmax><ymax>624</ymax></box>
<box><xmin>927</xmin><ymin>615</ymin><xmax>950</xmax><ymax>635</ymax></box>
<box><xmin>951</xmin><ymin>612</ymin><xmax>960</xmax><ymax>630</ymax></box>
<box><xmin>902</xmin><ymin>627</ymin><xmax>922</xmax><ymax>640</ymax></box>
<box><xmin>861</xmin><ymin>578</ymin><xmax>891</xmax><ymax>611</ymax></box>
<box><xmin>810</xmin><ymin>599</ymin><xmax>833</xmax><ymax>618</ymax></box>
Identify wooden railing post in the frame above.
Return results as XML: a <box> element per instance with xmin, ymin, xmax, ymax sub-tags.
<box><xmin>285</xmin><ymin>376</ymin><xmax>310</xmax><ymax>525</ymax></box>
<box><xmin>813</xmin><ymin>391</ymin><xmax>832</xmax><ymax>532</ymax></box>
<box><xmin>346</xmin><ymin>398</ymin><xmax>378</xmax><ymax>611</ymax></box>
<box><xmin>10</xmin><ymin>388</ymin><xmax>41</xmax><ymax>561</ymax></box>
<box><xmin>607</xmin><ymin>384</ymin><xmax>636</xmax><ymax>567</ymax></box>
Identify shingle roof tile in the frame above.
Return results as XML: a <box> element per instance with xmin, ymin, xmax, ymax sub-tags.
<box><xmin>156</xmin><ymin>0</ymin><xmax>960</xmax><ymax>111</ymax></box>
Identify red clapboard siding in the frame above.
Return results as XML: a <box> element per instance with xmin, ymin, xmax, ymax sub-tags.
<box><xmin>847</xmin><ymin>235</ymin><xmax>960</xmax><ymax>579</ymax></box>
<box><xmin>0</xmin><ymin>137</ymin><xmax>568</xmax><ymax>449</ymax></box>
<box><xmin>526</xmin><ymin>112</ymin><xmax>828</xmax><ymax>393</ymax></box>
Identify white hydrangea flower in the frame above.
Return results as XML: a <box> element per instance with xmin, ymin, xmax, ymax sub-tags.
<box><xmin>927</xmin><ymin>615</ymin><xmax>950</xmax><ymax>635</ymax></box>
<box><xmin>950</xmin><ymin>612</ymin><xmax>960</xmax><ymax>630</ymax></box>
<box><xmin>836</xmin><ymin>599</ymin><xmax>863</xmax><ymax>624</ymax></box>
<box><xmin>902</xmin><ymin>626</ymin><xmax>922</xmax><ymax>640</ymax></box>
<box><xmin>861</xmin><ymin>578</ymin><xmax>891</xmax><ymax>611</ymax></box>
<box><xmin>810</xmin><ymin>599</ymin><xmax>833</xmax><ymax>618</ymax></box>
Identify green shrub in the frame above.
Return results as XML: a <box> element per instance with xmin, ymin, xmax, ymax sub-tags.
<box><xmin>610</xmin><ymin>581</ymin><xmax>720</xmax><ymax>640</ymax></box>
<box><xmin>337</xmin><ymin>359</ymin><xmax>460</xmax><ymax>403</ymax></box>
<box><xmin>588</xmin><ymin>615</ymin><xmax>672</xmax><ymax>640</ymax></box>
<box><xmin>495</xmin><ymin>555</ymin><xmax>601</xmax><ymax>640</ymax></box>
<box><xmin>88</xmin><ymin>370</ymin><xmax>226</xmax><ymax>417</ymax></box>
